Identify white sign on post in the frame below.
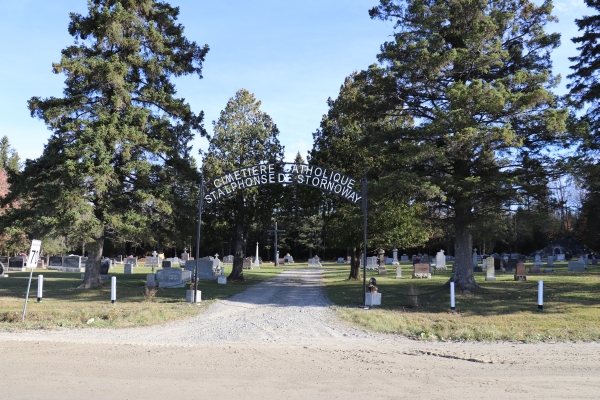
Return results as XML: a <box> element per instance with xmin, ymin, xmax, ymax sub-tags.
<box><xmin>27</xmin><ymin>239</ymin><xmax>42</xmax><ymax>269</ymax></box>
<box><xmin>22</xmin><ymin>239</ymin><xmax>42</xmax><ymax>321</ymax></box>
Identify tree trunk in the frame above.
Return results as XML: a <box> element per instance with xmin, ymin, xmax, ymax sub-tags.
<box><xmin>451</xmin><ymin>205</ymin><xmax>477</xmax><ymax>292</ymax></box>
<box><xmin>228</xmin><ymin>199</ymin><xmax>245</xmax><ymax>281</ymax></box>
<box><xmin>348</xmin><ymin>246</ymin><xmax>361</xmax><ymax>280</ymax></box>
<box><xmin>79</xmin><ymin>230</ymin><xmax>104</xmax><ymax>289</ymax></box>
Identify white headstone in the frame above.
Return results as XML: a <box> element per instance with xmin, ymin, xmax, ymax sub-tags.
<box><xmin>254</xmin><ymin>242</ymin><xmax>260</xmax><ymax>269</ymax></box>
<box><xmin>308</xmin><ymin>256</ymin><xmax>322</xmax><ymax>267</ymax></box>
<box><xmin>485</xmin><ymin>264</ymin><xmax>496</xmax><ymax>281</ymax></box>
<box><xmin>435</xmin><ymin>250</ymin><xmax>446</xmax><ymax>270</ymax></box>
<box><xmin>392</xmin><ymin>249</ymin><xmax>399</xmax><ymax>265</ymax></box>
<box><xmin>556</xmin><ymin>254</ymin><xmax>565</xmax><ymax>262</ymax></box>
<box><xmin>395</xmin><ymin>267</ymin><xmax>402</xmax><ymax>278</ymax></box>
<box><xmin>472</xmin><ymin>249</ymin><xmax>478</xmax><ymax>267</ymax></box>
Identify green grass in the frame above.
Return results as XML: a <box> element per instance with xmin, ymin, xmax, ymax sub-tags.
<box><xmin>321</xmin><ymin>261</ymin><xmax>600</xmax><ymax>342</ymax></box>
<box><xmin>0</xmin><ymin>264</ymin><xmax>282</xmax><ymax>330</ymax></box>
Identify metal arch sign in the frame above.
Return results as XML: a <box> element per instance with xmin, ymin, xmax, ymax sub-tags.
<box><xmin>204</xmin><ymin>163</ymin><xmax>362</xmax><ymax>206</ymax></box>
<box><xmin>194</xmin><ymin>162</ymin><xmax>370</xmax><ymax>308</ymax></box>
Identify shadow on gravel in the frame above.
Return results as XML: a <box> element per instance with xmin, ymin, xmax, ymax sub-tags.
<box><xmin>225</xmin><ymin>269</ymin><xmax>330</xmax><ymax>308</ymax></box>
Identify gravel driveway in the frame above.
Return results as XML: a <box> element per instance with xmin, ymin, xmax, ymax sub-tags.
<box><xmin>1</xmin><ymin>268</ymin><xmax>599</xmax><ymax>399</ymax></box>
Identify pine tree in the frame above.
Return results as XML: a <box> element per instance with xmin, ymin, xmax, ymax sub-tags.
<box><xmin>202</xmin><ymin>89</ymin><xmax>284</xmax><ymax>281</ymax></box>
<box><xmin>3</xmin><ymin>0</ymin><xmax>208</xmax><ymax>287</ymax></box>
<box><xmin>352</xmin><ymin>0</ymin><xmax>568</xmax><ymax>290</ymax></box>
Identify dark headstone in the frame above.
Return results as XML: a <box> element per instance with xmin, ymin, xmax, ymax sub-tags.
<box><xmin>116</xmin><ymin>255</ymin><xmax>123</xmax><ymax>262</ymax></box>
<box><xmin>63</xmin><ymin>256</ymin><xmax>81</xmax><ymax>269</ymax></box>
<box><xmin>100</xmin><ymin>260</ymin><xmax>110</xmax><ymax>275</ymax></box>
<box><xmin>162</xmin><ymin>260</ymin><xmax>172</xmax><ymax>269</ymax></box>
<box><xmin>8</xmin><ymin>257</ymin><xmax>25</xmax><ymax>270</ymax></box>
<box><xmin>473</xmin><ymin>266</ymin><xmax>483</xmax><ymax>272</ymax></box>
<box><xmin>506</xmin><ymin>258</ymin><xmax>517</xmax><ymax>273</ymax></box>
<box><xmin>49</xmin><ymin>256</ymin><xmax>63</xmax><ymax>267</ymax></box>
<box><xmin>494</xmin><ymin>257</ymin><xmax>501</xmax><ymax>271</ymax></box>
<box><xmin>81</xmin><ymin>257</ymin><xmax>88</xmax><ymax>266</ymax></box>
<box><xmin>0</xmin><ymin>256</ymin><xmax>9</xmax><ymax>265</ymax></box>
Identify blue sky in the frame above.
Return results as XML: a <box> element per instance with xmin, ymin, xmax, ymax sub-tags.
<box><xmin>0</xmin><ymin>0</ymin><xmax>593</xmax><ymax>163</ymax></box>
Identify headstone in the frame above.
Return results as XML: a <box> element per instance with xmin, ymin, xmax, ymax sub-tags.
<box><xmin>167</xmin><ymin>257</ymin><xmax>179</xmax><ymax>265</ymax></box>
<box><xmin>485</xmin><ymin>264</ymin><xmax>496</xmax><ymax>281</ymax></box>
<box><xmin>365</xmin><ymin>292</ymin><xmax>381</xmax><ymax>306</ymax></box>
<box><xmin>534</xmin><ymin>254</ymin><xmax>542</xmax><ymax>267</ymax></box>
<box><xmin>494</xmin><ymin>257</ymin><xmax>502</xmax><ymax>271</ymax></box>
<box><xmin>385</xmin><ymin>257</ymin><xmax>393</xmax><ymax>264</ymax></box>
<box><xmin>413</xmin><ymin>263</ymin><xmax>431</xmax><ymax>279</ymax></box>
<box><xmin>197</xmin><ymin>259</ymin><xmax>220</xmax><ymax>281</ymax></box>
<box><xmin>472</xmin><ymin>248</ymin><xmax>478</xmax><ymax>267</ymax></box>
<box><xmin>145</xmin><ymin>256</ymin><xmax>160</xmax><ymax>267</ymax></box>
<box><xmin>180</xmin><ymin>250</ymin><xmax>190</xmax><ymax>263</ymax></box>
<box><xmin>366</xmin><ymin>256</ymin><xmax>378</xmax><ymax>270</ymax></box>
<box><xmin>546</xmin><ymin>257</ymin><xmax>554</xmax><ymax>267</ymax></box>
<box><xmin>529</xmin><ymin>265</ymin><xmax>541</xmax><ymax>273</ymax></box>
<box><xmin>284</xmin><ymin>255</ymin><xmax>294</xmax><ymax>264</ymax></box>
<box><xmin>157</xmin><ymin>268</ymin><xmax>185</xmax><ymax>288</ymax></box>
<box><xmin>337</xmin><ymin>257</ymin><xmax>344</xmax><ymax>263</ymax></box>
<box><xmin>223</xmin><ymin>255</ymin><xmax>234</xmax><ymax>264</ymax></box>
<box><xmin>567</xmin><ymin>260</ymin><xmax>586</xmax><ymax>272</ymax></box>
<box><xmin>346</xmin><ymin>256</ymin><xmax>351</xmax><ymax>264</ymax></box>
<box><xmin>186</xmin><ymin>290</ymin><xmax>201</xmax><ymax>303</ymax></box>
<box><xmin>126</xmin><ymin>257</ymin><xmax>138</xmax><ymax>266</ymax></box>
<box><xmin>162</xmin><ymin>260</ymin><xmax>172</xmax><ymax>269</ymax></box>
<box><xmin>395</xmin><ymin>267</ymin><xmax>402</xmax><ymax>278</ymax></box>
<box><xmin>243</xmin><ymin>257</ymin><xmax>253</xmax><ymax>269</ymax></box>
<box><xmin>81</xmin><ymin>257</ymin><xmax>89</xmax><ymax>266</ymax></box>
<box><xmin>435</xmin><ymin>250</ymin><xmax>446</xmax><ymax>270</ymax></box>
<box><xmin>184</xmin><ymin>260</ymin><xmax>196</xmax><ymax>275</ymax></box>
<box><xmin>401</xmin><ymin>254</ymin><xmax>409</xmax><ymax>261</ymax></box>
<box><xmin>556</xmin><ymin>254</ymin><xmax>565</xmax><ymax>262</ymax></box>
<box><xmin>505</xmin><ymin>258</ymin><xmax>517</xmax><ymax>273</ymax></box>
<box><xmin>473</xmin><ymin>266</ymin><xmax>483</xmax><ymax>272</ymax></box>
<box><xmin>146</xmin><ymin>274</ymin><xmax>155</xmax><ymax>287</ymax></box>
<box><xmin>8</xmin><ymin>257</ymin><xmax>25</xmax><ymax>271</ymax></box>
<box><xmin>0</xmin><ymin>256</ymin><xmax>9</xmax><ymax>266</ymax></box>
<box><xmin>37</xmin><ymin>259</ymin><xmax>44</xmax><ymax>268</ymax></box>
<box><xmin>482</xmin><ymin>257</ymin><xmax>487</xmax><ymax>270</ymax></box>
<box><xmin>218</xmin><ymin>267</ymin><xmax>227</xmax><ymax>284</ymax></box>
<box><xmin>514</xmin><ymin>263</ymin><xmax>527</xmax><ymax>281</ymax></box>
<box><xmin>100</xmin><ymin>259</ymin><xmax>111</xmax><ymax>275</ymax></box>
<box><xmin>61</xmin><ymin>256</ymin><xmax>83</xmax><ymax>272</ymax></box>
<box><xmin>378</xmin><ymin>264</ymin><xmax>387</xmax><ymax>275</ymax></box>
<box><xmin>124</xmin><ymin>263</ymin><xmax>134</xmax><ymax>274</ymax></box>
<box><xmin>392</xmin><ymin>248</ymin><xmax>399</xmax><ymax>265</ymax></box>
<box><xmin>48</xmin><ymin>256</ymin><xmax>63</xmax><ymax>268</ymax></box>
<box><xmin>116</xmin><ymin>255</ymin><xmax>123</xmax><ymax>263</ymax></box>
<box><xmin>308</xmin><ymin>256</ymin><xmax>322</xmax><ymax>267</ymax></box>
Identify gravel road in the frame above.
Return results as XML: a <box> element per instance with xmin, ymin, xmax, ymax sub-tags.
<box><xmin>1</xmin><ymin>268</ymin><xmax>599</xmax><ymax>399</ymax></box>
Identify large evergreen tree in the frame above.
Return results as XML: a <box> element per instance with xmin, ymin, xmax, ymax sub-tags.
<box><xmin>348</xmin><ymin>0</ymin><xmax>567</xmax><ymax>290</ymax></box>
<box><xmin>202</xmin><ymin>89</ymin><xmax>284</xmax><ymax>281</ymax></box>
<box><xmin>568</xmin><ymin>0</ymin><xmax>600</xmax><ymax>251</ymax></box>
<box><xmin>312</xmin><ymin>74</ymin><xmax>431</xmax><ymax>280</ymax></box>
<box><xmin>2</xmin><ymin>0</ymin><xmax>208</xmax><ymax>287</ymax></box>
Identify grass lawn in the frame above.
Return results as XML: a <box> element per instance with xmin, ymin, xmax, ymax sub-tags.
<box><xmin>320</xmin><ymin>261</ymin><xmax>600</xmax><ymax>342</ymax></box>
<box><xmin>0</xmin><ymin>264</ymin><xmax>282</xmax><ymax>330</ymax></box>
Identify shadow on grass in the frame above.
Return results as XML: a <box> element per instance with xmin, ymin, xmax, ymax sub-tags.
<box><xmin>321</xmin><ymin>263</ymin><xmax>600</xmax><ymax>316</ymax></box>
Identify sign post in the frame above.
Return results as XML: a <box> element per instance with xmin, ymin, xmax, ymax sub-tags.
<box><xmin>22</xmin><ymin>239</ymin><xmax>42</xmax><ymax>321</ymax></box>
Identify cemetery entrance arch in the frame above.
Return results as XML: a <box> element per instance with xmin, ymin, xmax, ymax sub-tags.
<box><xmin>194</xmin><ymin>162</ymin><xmax>369</xmax><ymax>306</ymax></box>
